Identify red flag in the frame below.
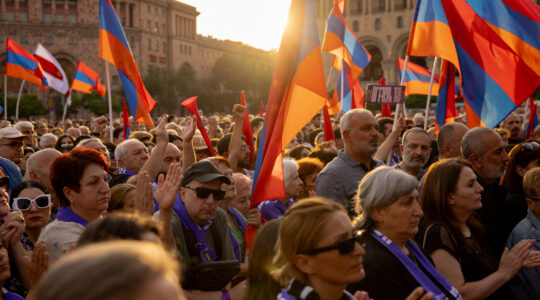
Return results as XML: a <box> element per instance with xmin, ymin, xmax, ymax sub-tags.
<box><xmin>259</xmin><ymin>100</ymin><xmax>264</xmax><ymax>117</ymax></box>
<box><xmin>379</xmin><ymin>77</ymin><xmax>391</xmax><ymax>117</ymax></box>
<box><xmin>122</xmin><ymin>100</ymin><xmax>131</xmax><ymax>140</ymax></box>
<box><xmin>527</xmin><ymin>98</ymin><xmax>539</xmax><ymax>139</ymax></box>
<box><xmin>240</xmin><ymin>91</ymin><xmax>254</xmax><ymax>163</ymax></box>
<box><xmin>322</xmin><ymin>106</ymin><xmax>335</xmax><ymax>141</ymax></box>
<box><xmin>180</xmin><ymin>96</ymin><xmax>215</xmax><ymax>156</ymax></box>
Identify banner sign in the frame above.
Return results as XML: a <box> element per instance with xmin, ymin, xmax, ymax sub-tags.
<box><xmin>366</xmin><ymin>85</ymin><xmax>405</xmax><ymax>104</ymax></box>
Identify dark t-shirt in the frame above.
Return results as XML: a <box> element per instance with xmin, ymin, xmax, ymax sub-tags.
<box><xmin>419</xmin><ymin>222</ymin><xmax>511</xmax><ymax>300</ymax></box>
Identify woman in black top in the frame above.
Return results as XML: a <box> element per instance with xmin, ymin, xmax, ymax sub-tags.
<box><xmin>348</xmin><ymin>167</ymin><xmax>461</xmax><ymax>300</ymax></box>
<box><xmin>418</xmin><ymin>158</ymin><xmax>537</xmax><ymax>300</ymax></box>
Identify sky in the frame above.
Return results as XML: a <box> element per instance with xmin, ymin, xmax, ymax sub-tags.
<box><xmin>180</xmin><ymin>0</ymin><xmax>292</xmax><ymax>51</ymax></box>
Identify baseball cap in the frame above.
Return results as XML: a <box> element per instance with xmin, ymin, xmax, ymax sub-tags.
<box><xmin>0</xmin><ymin>127</ymin><xmax>25</xmax><ymax>140</ymax></box>
<box><xmin>181</xmin><ymin>160</ymin><xmax>231</xmax><ymax>187</ymax></box>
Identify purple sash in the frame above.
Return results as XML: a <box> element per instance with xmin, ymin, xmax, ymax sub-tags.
<box><xmin>227</xmin><ymin>206</ymin><xmax>246</xmax><ymax>261</ymax></box>
<box><xmin>258</xmin><ymin>198</ymin><xmax>296</xmax><ymax>221</ymax></box>
<box><xmin>371</xmin><ymin>230</ymin><xmax>462</xmax><ymax>300</ymax></box>
<box><xmin>173</xmin><ymin>198</ymin><xmax>217</xmax><ymax>262</ymax></box>
<box><xmin>2</xmin><ymin>288</ymin><xmax>24</xmax><ymax>300</ymax></box>
<box><xmin>277</xmin><ymin>278</ymin><xmax>355</xmax><ymax>300</ymax></box>
<box><xmin>56</xmin><ymin>206</ymin><xmax>88</xmax><ymax>227</ymax></box>
<box><xmin>118</xmin><ymin>168</ymin><xmax>136</xmax><ymax>176</ymax></box>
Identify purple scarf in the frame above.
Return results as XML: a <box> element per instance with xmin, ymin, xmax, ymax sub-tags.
<box><xmin>227</xmin><ymin>206</ymin><xmax>247</xmax><ymax>261</ymax></box>
<box><xmin>173</xmin><ymin>197</ymin><xmax>217</xmax><ymax>262</ymax></box>
<box><xmin>56</xmin><ymin>206</ymin><xmax>88</xmax><ymax>227</ymax></box>
<box><xmin>258</xmin><ymin>198</ymin><xmax>296</xmax><ymax>221</ymax></box>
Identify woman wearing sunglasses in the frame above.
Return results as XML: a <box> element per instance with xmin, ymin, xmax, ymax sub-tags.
<box><xmin>348</xmin><ymin>167</ymin><xmax>462</xmax><ymax>300</ymax></box>
<box><xmin>273</xmin><ymin>197</ymin><xmax>433</xmax><ymax>300</ymax></box>
<box><xmin>39</xmin><ymin>148</ymin><xmax>110</xmax><ymax>263</ymax></box>
<box><xmin>11</xmin><ymin>181</ymin><xmax>51</xmax><ymax>251</ymax></box>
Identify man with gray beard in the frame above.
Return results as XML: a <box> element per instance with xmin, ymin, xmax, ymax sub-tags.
<box><xmin>394</xmin><ymin>128</ymin><xmax>432</xmax><ymax>180</ymax></box>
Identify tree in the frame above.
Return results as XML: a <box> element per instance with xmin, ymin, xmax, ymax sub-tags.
<box><xmin>4</xmin><ymin>95</ymin><xmax>47</xmax><ymax>119</ymax></box>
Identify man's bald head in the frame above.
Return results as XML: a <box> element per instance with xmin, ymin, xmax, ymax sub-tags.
<box><xmin>26</xmin><ymin>148</ymin><xmax>62</xmax><ymax>186</ymax></box>
<box><xmin>437</xmin><ymin>122</ymin><xmax>468</xmax><ymax>159</ymax></box>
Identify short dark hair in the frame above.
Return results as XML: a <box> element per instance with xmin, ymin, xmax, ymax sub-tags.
<box><xmin>250</xmin><ymin>117</ymin><xmax>264</xmax><ymax>129</ymax></box>
<box><xmin>113</xmin><ymin>127</ymin><xmax>124</xmax><ymax>139</ymax></box>
<box><xmin>10</xmin><ymin>180</ymin><xmax>48</xmax><ymax>207</ymax></box>
<box><xmin>217</xmin><ymin>133</ymin><xmax>246</xmax><ymax>156</ymax></box>
<box><xmin>377</xmin><ymin>117</ymin><xmax>394</xmax><ymax>134</ymax></box>
<box><xmin>51</xmin><ymin>148</ymin><xmax>109</xmax><ymax>207</ymax></box>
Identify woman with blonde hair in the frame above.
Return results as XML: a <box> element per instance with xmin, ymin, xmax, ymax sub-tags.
<box><xmin>273</xmin><ymin>197</ymin><xmax>367</xmax><ymax>299</ymax></box>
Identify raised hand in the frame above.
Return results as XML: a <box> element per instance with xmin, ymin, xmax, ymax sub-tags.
<box><xmin>182</xmin><ymin>116</ymin><xmax>197</xmax><ymax>142</ymax></box>
<box><xmin>246</xmin><ymin>208</ymin><xmax>261</xmax><ymax>229</ymax></box>
<box><xmin>156</xmin><ymin>163</ymin><xmax>183</xmax><ymax>212</ymax></box>
<box><xmin>134</xmin><ymin>171</ymin><xmax>154</xmax><ymax>216</ymax></box>
<box><xmin>0</xmin><ymin>211</ymin><xmax>25</xmax><ymax>249</ymax></box>
<box><xmin>27</xmin><ymin>241</ymin><xmax>49</xmax><ymax>289</ymax></box>
<box><xmin>232</xmin><ymin>104</ymin><xmax>246</xmax><ymax>120</ymax></box>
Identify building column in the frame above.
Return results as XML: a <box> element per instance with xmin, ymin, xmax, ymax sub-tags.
<box><xmin>1</xmin><ymin>0</ymin><xmax>5</xmax><ymax>21</ymax></box>
<box><xmin>365</xmin><ymin>0</ymin><xmax>370</xmax><ymax>15</ymax></box>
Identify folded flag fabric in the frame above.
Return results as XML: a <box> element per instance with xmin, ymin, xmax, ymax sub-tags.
<box><xmin>435</xmin><ymin>60</ymin><xmax>458</xmax><ymax>133</ymax></box>
<box><xmin>34</xmin><ymin>43</ymin><xmax>69</xmax><ymax>95</ymax></box>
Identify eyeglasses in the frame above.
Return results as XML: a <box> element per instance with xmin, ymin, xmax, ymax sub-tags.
<box><xmin>0</xmin><ymin>177</ymin><xmax>8</xmax><ymax>192</ymax></box>
<box><xmin>184</xmin><ymin>186</ymin><xmax>225</xmax><ymax>200</ymax></box>
<box><xmin>0</xmin><ymin>142</ymin><xmax>24</xmax><ymax>150</ymax></box>
<box><xmin>301</xmin><ymin>234</ymin><xmax>362</xmax><ymax>256</ymax></box>
<box><xmin>522</xmin><ymin>141</ymin><xmax>540</xmax><ymax>151</ymax></box>
<box><xmin>527</xmin><ymin>195</ymin><xmax>540</xmax><ymax>202</ymax></box>
<box><xmin>12</xmin><ymin>194</ymin><xmax>51</xmax><ymax>211</ymax></box>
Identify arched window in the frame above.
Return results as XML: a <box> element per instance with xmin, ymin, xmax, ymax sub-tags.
<box><xmin>361</xmin><ymin>45</ymin><xmax>384</xmax><ymax>81</ymax></box>
<box><xmin>397</xmin><ymin>16</ymin><xmax>403</xmax><ymax>28</ymax></box>
<box><xmin>353</xmin><ymin>20</ymin><xmax>359</xmax><ymax>32</ymax></box>
<box><xmin>375</xmin><ymin>18</ymin><xmax>381</xmax><ymax>30</ymax></box>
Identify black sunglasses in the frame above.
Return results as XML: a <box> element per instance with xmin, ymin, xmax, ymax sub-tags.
<box><xmin>301</xmin><ymin>234</ymin><xmax>362</xmax><ymax>256</ymax></box>
<box><xmin>184</xmin><ymin>186</ymin><xmax>225</xmax><ymax>200</ymax></box>
<box><xmin>0</xmin><ymin>177</ymin><xmax>9</xmax><ymax>191</ymax></box>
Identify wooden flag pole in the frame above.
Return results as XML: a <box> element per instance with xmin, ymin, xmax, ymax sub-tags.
<box><xmin>3</xmin><ymin>75</ymin><xmax>7</xmax><ymax>120</ymax></box>
<box><xmin>105</xmin><ymin>61</ymin><xmax>114</xmax><ymax>143</ymax></box>
<box><xmin>15</xmin><ymin>80</ymin><xmax>26</xmax><ymax>120</ymax></box>
<box><xmin>424</xmin><ymin>57</ymin><xmax>440</xmax><ymax>130</ymax></box>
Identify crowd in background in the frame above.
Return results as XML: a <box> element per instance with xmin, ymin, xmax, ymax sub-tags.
<box><xmin>0</xmin><ymin>104</ymin><xmax>537</xmax><ymax>300</ymax></box>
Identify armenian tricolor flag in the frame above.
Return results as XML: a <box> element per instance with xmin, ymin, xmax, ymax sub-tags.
<box><xmin>99</xmin><ymin>0</ymin><xmax>155</xmax><ymax>127</ymax></box>
<box><xmin>397</xmin><ymin>58</ymin><xmax>439</xmax><ymax>97</ymax></box>
<box><xmin>251</xmin><ymin>0</ymin><xmax>328</xmax><ymax>206</ymax></box>
<box><xmin>435</xmin><ymin>60</ymin><xmax>458</xmax><ymax>133</ymax></box>
<box><xmin>5</xmin><ymin>38</ymin><xmax>47</xmax><ymax>88</ymax></box>
<box><xmin>322</xmin><ymin>0</ymin><xmax>371</xmax><ymax>79</ymax></box>
<box><xmin>333</xmin><ymin>61</ymin><xmax>364</xmax><ymax>112</ymax></box>
<box><xmin>441</xmin><ymin>0</ymin><xmax>540</xmax><ymax>128</ymax></box>
<box><xmin>71</xmin><ymin>61</ymin><xmax>106</xmax><ymax>98</ymax></box>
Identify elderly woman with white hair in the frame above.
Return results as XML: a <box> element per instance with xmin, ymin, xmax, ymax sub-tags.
<box><xmin>347</xmin><ymin>166</ymin><xmax>462</xmax><ymax>300</ymax></box>
<box><xmin>39</xmin><ymin>133</ymin><xmax>58</xmax><ymax>149</ymax></box>
<box><xmin>257</xmin><ymin>158</ymin><xmax>303</xmax><ymax>221</ymax></box>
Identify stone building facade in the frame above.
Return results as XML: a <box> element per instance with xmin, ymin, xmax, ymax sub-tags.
<box><xmin>0</xmin><ymin>0</ymin><xmax>268</xmax><ymax>103</ymax></box>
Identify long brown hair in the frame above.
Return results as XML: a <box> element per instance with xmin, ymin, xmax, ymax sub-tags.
<box><xmin>419</xmin><ymin>158</ymin><xmax>483</xmax><ymax>249</ymax></box>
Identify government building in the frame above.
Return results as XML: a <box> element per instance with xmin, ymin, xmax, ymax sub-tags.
<box><xmin>0</xmin><ymin>0</ymin><xmax>269</xmax><ymax>106</ymax></box>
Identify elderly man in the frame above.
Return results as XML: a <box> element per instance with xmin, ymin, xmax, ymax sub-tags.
<box><xmin>115</xmin><ymin>139</ymin><xmax>149</xmax><ymax>175</ymax></box>
<box><xmin>160</xmin><ymin>143</ymin><xmax>181</xmax><ymax>173</ymax></box>
<box><xmin>15</xmin><ymin>121</ymin><xmax>36</xmax><ymax>148</ymax></box>
<box><xmin>502</xmin><ymin>112</ymin><xmax>524</xmax><ymax>145</ymax></box>
<box><xmin>39</xmin><ymin>133</ymin><xmax>58</xmax><ymax>149</ymax></box>
<box><xmin>0</xmin><ymin>127</ymin><xmax>25</xmax><ymax>166</ymax></box>
<box><xmin>157</xmin><ymin>160</ymin><xmax>237</xmax><ymax>289</ymax></box>
<box><xmin>316</xmin><ymin>109</ymin><xmax>383</xmax><ymax>217</ymax></box>
<box><xmin>462</xmin><ymin>127</ymin><xmax>510</xmax><ymax>258</ymax></box>
<box><xmin>394</xmin><ymin>128</ymin><xmax>431</xmax><ymax>180</ymax></box>
<box><xmin>26</xmin><ymin>148</ymin><xmax>62</xmax><ymax>211</ymax></box>
<box><xmin>66</xmin><ymin>127</ymin><xmax>81</xmax><ymax>139</ymax></box>
<box><xmin>437</xmin><ymin>122</ymin><xmax>469</xmax><ymax>160</ymax></box>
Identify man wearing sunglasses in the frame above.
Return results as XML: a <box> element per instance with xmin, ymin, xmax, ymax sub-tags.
<box><xmin>163</xmin><ymin>160</ymin><xmax>237</xmax><ymax>288</ymax></box>
<box><xmin>0</xmin><ymin>127</ymin><xmax>25</xmax><ymax>167</ymax></box>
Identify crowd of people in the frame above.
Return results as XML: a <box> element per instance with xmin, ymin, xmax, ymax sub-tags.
<box><xmin>0</xmin><ymin>104</ymin><xmax>537</xmax><ymax>300</ymax></box>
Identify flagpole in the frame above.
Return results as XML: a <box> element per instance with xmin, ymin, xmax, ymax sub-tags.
<box><xmin>3</xmin><ymin>75</ymin><xmax>7</xmax><ymax>120</ymax></box>
<box><xmin>340</xmin><ymin>68</ymin><xmax>344</xmax><ymax>108</ymax></box>
<box><xmin>105</xmin><ymin>61</ymin><xmax>114</xmax><ymax>143</ymax></box>
<box><xmin>396</xmin><ymin>56</ymin><xmax>409</xmax><ymax>120</ymax></box>
<box><xmin>62</xmin><ymin>94</ymin><xmax>68</xmax><ymax>123</ymax></box>
<box><xmin>424</xmin><ymin>57</ymin><xmax>440</xmax><ymax>130</ymax></box>
<box><xmin>15</xmin><ymin>80</ymin><xmax>26</xmax><ymax>120</ymax></box>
